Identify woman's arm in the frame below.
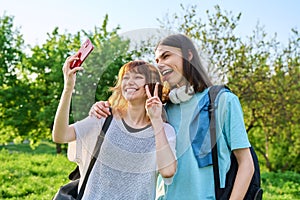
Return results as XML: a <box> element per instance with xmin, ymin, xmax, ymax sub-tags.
<box><xmin>145</xmin><ymin>84</ymin><xmax>177</xmax><ymax>178</ymax></box>
<box><xmin>52</xmin><ymin>54</ymin><xmax>83</xmax><ymax>143</ymax></box>
<box><xmin>152</xmin><ymin>119</ymin><xmax>177</xmax><ymax>178</ymax></box>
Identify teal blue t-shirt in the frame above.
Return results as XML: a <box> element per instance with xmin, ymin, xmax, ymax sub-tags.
<box><xmin>159</xmin><ymin>88</ymin><xmax>251</xmax><ymax>200</ymax></box>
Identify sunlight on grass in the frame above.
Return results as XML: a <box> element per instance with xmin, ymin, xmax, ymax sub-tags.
<box><xmin>0</xmin><ymin>142</ymin><xmax>75</xmax><ymax>199</ymax></box>
<box><xmin>0</xmin><ymin>142</ymin><xmax>299</xmax><ymax>199</ymax></box>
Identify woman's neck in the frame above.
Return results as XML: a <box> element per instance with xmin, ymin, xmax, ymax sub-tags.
<box><xmin>123</xmin><ymin>103</ymin><xmax>150</xmax><ymax>128</ymax></box>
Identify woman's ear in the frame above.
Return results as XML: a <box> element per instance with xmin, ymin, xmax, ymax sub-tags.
<box><xmin>188</xmin><ymin>50</ymin><xmax>193</xmax><ymax>61</ymax></box>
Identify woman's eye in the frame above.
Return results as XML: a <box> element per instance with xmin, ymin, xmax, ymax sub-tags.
<box><xmin>135</xmin><ymin>75</ymin><xmax>145</xmax><ymax>79</ymax></box>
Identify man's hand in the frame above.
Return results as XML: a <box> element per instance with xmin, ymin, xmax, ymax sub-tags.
<box><xmin>89</xmin><ymin>101</ymin><xmax>111</xmax><ymax>118</ymax></box>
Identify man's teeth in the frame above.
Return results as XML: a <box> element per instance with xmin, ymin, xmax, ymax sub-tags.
<box><xmin>161</xmin><ymin>69</ymin><xmax>173</xmax><ymax>76</ymax></box>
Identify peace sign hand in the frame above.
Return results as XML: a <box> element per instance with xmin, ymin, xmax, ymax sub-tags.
<box><xmin>145</xmin><ymin>82</ymin><xmax>162</xmax><ymax>121</ymax></box>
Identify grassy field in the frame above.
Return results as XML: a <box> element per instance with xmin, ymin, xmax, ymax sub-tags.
<box><xmin>0</xmin><ymin>142</ymin><xmax>299</xmax><ymax>200</ymax></box>
<box><xmin>0</xmin><ymin>142</ymin><xmax>76</xmax><ymax>200</ymax></box>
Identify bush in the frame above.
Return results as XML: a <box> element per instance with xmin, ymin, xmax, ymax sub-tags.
<box><xmin>261</xmin><ymin>171</ymin><xmax>300</xmax><ymax>199</ymax></box>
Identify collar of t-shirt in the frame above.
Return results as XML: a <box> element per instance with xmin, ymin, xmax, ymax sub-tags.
<box><xmin>121</xmin><ymin>119</ymin><xmax>151</xmax><ymax>133</ymax></box>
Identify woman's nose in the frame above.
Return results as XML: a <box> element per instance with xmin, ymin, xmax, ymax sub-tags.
<box><xmin>127</xmin><ymin>77</ymin><xmax>135</xmax><ymax>84</ymax></box>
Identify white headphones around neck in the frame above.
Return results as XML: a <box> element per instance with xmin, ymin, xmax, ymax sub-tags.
<box><xmin>169</xmin><ymin>85</ymin><xmax>195</xmax><ymax>104</ymax></box>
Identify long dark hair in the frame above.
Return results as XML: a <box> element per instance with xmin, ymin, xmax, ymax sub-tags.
<box><xmin>156</xmin><ymin>34</ymin><xmax>212</xmax><ymax>92</ymax></box>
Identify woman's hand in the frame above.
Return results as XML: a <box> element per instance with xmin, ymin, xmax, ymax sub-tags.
<box><xmin>62</xmin><ymin>53</ymin><xmax>83</xmax><ymax>90</ymax></box>
<box><xmin>145</xmin><ymin>82</ymin><xmax>162</xmax><ymax>121</ymax></box>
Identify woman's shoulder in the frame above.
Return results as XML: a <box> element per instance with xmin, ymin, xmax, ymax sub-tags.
<box><xmin>74</xmin><ymin>115</ymin><xmax>110</xmax><ymax>132</ymax></box>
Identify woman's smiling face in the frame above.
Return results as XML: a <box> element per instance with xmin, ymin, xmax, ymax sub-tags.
<box><xmin>121</xmin><ymin>71</ymin><xmax>147</xmax><ymax>102</ymax></box>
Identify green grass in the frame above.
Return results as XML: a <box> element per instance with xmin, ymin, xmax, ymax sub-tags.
<box><xmin>0</xmin><ymin>142</ymin><xmax>299</xmax><ymax>199</ymax></box>
<box><xmin>0</xmin><ymin>142</ymin><xmax>76</xmax><ymax>200</ymax></box>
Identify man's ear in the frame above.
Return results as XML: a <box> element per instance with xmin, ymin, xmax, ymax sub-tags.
<box><xmin>188</xmin><ymin>50</ymin><xmax>193</xmax><ymax>61</ymax></box>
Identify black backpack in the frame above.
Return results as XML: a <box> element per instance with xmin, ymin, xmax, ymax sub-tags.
<box><xmin>208</xmin><ymin>85</ymin><xmax>263</xmax><ymax>200</ymax></box>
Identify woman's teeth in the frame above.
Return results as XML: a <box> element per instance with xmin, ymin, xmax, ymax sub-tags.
<box><xmin>126</xmin><ymin>88</ymin><xmax>137</xmax><ymax>92</ymax></box>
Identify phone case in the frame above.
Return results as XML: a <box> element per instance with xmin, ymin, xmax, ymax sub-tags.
<box><xmin>70</xmin><ymin>38</ymin><xmax>94</xmax><ymax>69</ymax></box>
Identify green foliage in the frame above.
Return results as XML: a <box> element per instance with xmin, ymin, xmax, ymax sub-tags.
<box><xmin>0</xmin><ymin>14</ymin><xmax>24</xmax><ymax>86</ymax></box>
<box><xmin>23</xmin><ymin>28</ymin><xmax>81</xmax><ymax>145</ymax></box>
<box><xmin>227</xmin><ymin>25</ymin><xmax>300</xmax><ymax>172</ymax></box>
<box><xmin>94</xmin><ymin>53</ymin><xmax>134</xmax><ymax>102</ymax></box>
<box><xmin>261</xmin><ymin>171</ymin><xmax>300</xmax><ymax>199</ymax></box>
<box><xmin>0</xmin><ymin>14</ymin><xmax>25</xmax><ymax>144</ymax></box>
<box><xmin>71</xmin><ymin>15</ymin><xmax>135</xmax><ymax>121</ymax></box>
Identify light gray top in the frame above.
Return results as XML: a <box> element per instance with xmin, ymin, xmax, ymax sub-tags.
<box><xmin>67</xmin><ymin>116</ymin><xmax>176</xmax><ymax>200</ymax></box>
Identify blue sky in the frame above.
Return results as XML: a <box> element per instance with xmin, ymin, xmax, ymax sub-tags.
<box><xmin>0</xmin><ymin>0</ymin><xmax>299</xmax><ymax>46</ymax></box>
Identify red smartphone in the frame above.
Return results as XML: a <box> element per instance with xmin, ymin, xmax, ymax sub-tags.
<box><xmin>70</xmin><ymin>38</ymin><xmax>94</xmax><ymax>69</ymax></box>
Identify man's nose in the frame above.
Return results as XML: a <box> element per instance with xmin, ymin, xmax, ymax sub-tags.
<box><xmin>157</xmin><ymin>63</ymin><xmax>165</xmax><ymax>70</ymax></box>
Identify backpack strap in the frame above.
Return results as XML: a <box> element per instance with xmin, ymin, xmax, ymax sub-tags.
<box><xmin>208</xmin><ymin>85</ymin><xmax>229</xmax><ymax>199</ymax></box>
<box><xmin>77</xmin><ymin>108</ymin><xmax>113</xmax><ymax>199</ymax></box>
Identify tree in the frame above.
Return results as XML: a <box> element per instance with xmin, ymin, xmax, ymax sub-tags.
<box><xmin>0</xmin><ymin>14</ymin><xmax>26</xmax><ymax>144</ymax></box>
<box><xmin>21</xmin><ymin>28</ymin><xmax>81</xmax><ymax>149</ymax></box>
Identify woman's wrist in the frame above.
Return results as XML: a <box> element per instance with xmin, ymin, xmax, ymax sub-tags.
<box><xmin>151</xmin><ymin>118</ymin><xmax>164</xmax><ymax>133</ymax></box>
<box><xmin>62</xmin><ymin>86</ymin><xmax>74</xmax><ymax>95</ymax></box>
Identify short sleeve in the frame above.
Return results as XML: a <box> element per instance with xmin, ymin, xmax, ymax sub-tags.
<box><xmin>220</xmin><ymin>93</ymin><xmax>251</xmax><ymax>150</ymax></box>
<box><xmin>67</xmin><ymin>116</ymin><xmax>105</xmax><ymax>173</ymax></box>
<box><xmin>163</xmin><ymin>123</ymin><xmax>177</xmax><ymax>156</ymax></box>
<box><xmin>161</xmin><ymin>123</ymin><xmax>177</xmax><ymax>185</ymax></box>
<box><xmin>216</xmin><ymin>92</ymin><xmax>251</xmax><ymax>188</ymax></box>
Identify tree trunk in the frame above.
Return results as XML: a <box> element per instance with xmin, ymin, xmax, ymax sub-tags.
<box><xmin>56</xmin><ymin>143</ymin><xmax>62</xmax><ymax>154</ymax></box>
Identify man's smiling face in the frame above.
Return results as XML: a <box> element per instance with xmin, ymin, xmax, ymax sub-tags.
<box><xmin>155</xmin><ymin>45</ymin><xmax>185</xmax><ymax>88</ymax></box>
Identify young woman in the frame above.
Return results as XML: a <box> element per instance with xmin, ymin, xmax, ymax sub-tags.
<box><xmin>52</xmin><ymin>56</ymin><xmax>177</xmax><ymax>200</ymax></box>
<box><xmin>90</xmin><ymin>34</ymin><xmax>254</xmax><ymax>199</ymax></box>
